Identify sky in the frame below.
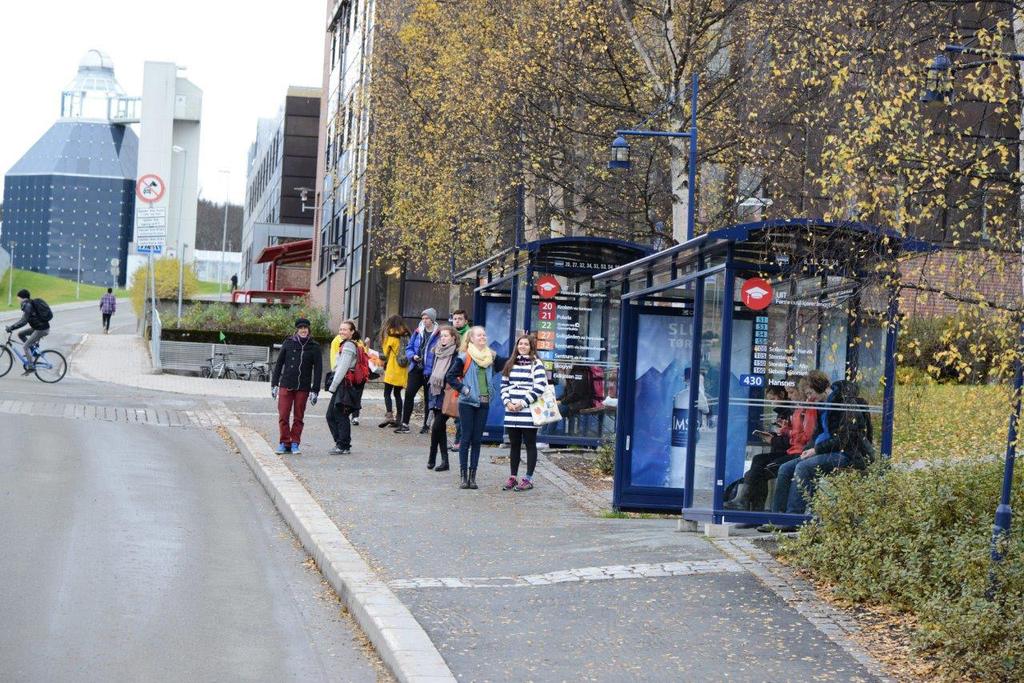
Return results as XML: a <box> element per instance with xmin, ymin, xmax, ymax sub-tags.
<box><xmin>0</xmin><ymin>0</ymin><xmax>325</xmax><ymax>205</ymax></box>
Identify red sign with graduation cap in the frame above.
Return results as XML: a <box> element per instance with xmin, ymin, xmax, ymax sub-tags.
<box><xmin>535</xmin><ymin>275</ymin><xmax>561</xmax><ymax>299</ymax></box>
<box><xmin>740</xmin><ymin>277</ymin><xmax>773</xmax><ymax>311</ymax></box>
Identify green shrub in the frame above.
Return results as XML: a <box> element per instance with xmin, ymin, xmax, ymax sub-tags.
<box><xmin>899</xmin><ymin>314</ymin><xmax>1014</xmax><ymax>384</ymax></box>
<box><xmin>594</xmin><ymin>438</ymin><xmax>615</xmax><ymax>475</ymax></box>
<box><xmin>783</xmin><ymin>460</ymin><xmax>1024</xmax><ymax>680</ymax></box>
<box><xmin>164</xmin><ymin>297</ymin><xmax>330</xmax><ymax>339</ymax></box>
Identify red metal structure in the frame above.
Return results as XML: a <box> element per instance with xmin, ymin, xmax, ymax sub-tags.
<box><xmin>232</xmin><ymin>239</ymin><xmax>312</xmax><ymax>303</ymax></box>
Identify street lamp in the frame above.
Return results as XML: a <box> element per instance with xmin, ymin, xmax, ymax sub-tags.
<box><xmin>6</xmin><ymin>241</ymin><xmax>17</xmax><ymax>307</ymax></box>
<box><xmin>608</xmin><ymin>75</ymin><xmax>699</xmax><ymax>242</ymax></box>
<box><xmin>173</xmin><ymin>146</ymin><xmax>188</xmax><ymax>323</ymax></box>
<box><xmin>76</xmin><ymin>241</ymin><xmax>83</xmax><ymax>299</ymax></box>
<box><xmin>218</xmin><ymin>169</ymin><xmax>231</xmax><ymax>301</ymax></box>
<box><xmin>922</xmin><ymin>43</ymin><xmax>1024</xmax><ymax>577</ymax></box>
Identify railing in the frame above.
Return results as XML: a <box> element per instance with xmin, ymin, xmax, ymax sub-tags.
<box><xmin>150</xmin><ymin>309</ymin><xmax>163</xmax><ymax>373</ymax></box>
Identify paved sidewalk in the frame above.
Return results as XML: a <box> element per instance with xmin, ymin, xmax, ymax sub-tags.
<box><xmin>71</xmin><ymin>331</ymin><xmax>386</xmax><ymax>401</ymax></box>
<box><xmin>226</xmin><ymin>397</ymin><xmax>887</xmax><ymax>682</ymax></box>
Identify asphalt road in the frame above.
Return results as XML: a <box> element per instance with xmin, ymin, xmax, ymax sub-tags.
<box><xmin>0</xmin><ymin>332</ymin><xmax>383</xmax><ymax>681</ymax></box>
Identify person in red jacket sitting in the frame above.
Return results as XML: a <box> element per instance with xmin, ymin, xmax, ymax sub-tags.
<box><xmin>725</xmin><ymin>371</ymin><xmax>830</xmax><ymax>511</ymax></box>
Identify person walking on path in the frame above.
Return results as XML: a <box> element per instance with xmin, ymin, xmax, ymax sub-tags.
<box><xmin>271</xmin><ymin>318</ymin><xmax>322</xmax><ymax>455</ymax></box>
<box><xmin>445</xmin><ymin>325</ymin><xmax>500</xmax><ymax>490</ymax></box>
<box><xmin>396</xmin><ymin>308</ymin><xmax>439</xmax><ymax>434</ymax></box>
<box><xmin>426</xmin><ymin>325</ymin><xmax>458</xmax><ymax>471</ymax></box>
<box><xmin>377</xmin><ymin>315</ymin><xmax>411</xmax><ymax>429</ymax></box>
<box><xmin>4</xmin><ymin>289</ymin><xmax>51</xmax><ymax>374</ymax></box>
<box><xmin>327</xmin><ymin>320</ymin><xmax>366</xmax><ymax>455</ymax></box>
<box><xmin>500</xmin><ymin>334</ymin><xmax>548</xmax><ymax>492</ymax></box>
<box><xmin>99</xmin><ymin>288</ymin><xmax>116</xmax><ymax>334</ymax></box>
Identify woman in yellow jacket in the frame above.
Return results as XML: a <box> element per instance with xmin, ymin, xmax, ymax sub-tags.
<box><xmin>378</xmin><ymin>314</ymin><xmax>411</xmax><ymax>428</ymax></box>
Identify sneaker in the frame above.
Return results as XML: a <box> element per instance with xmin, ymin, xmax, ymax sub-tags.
<box><xmin>502</xmin><ymin>476</ymin><xmax>518</xmax><ymax>491</ymax></box>
<box><xmin>340</xmin><ymin>448</ymin><xmax>351</xmax><ymax>455</ymax></box>
<box><xmin>291</xmin><ymin>442</ymin><xmax>302</xmax><ymax>454</ymax></box>
<box><xmin>275</xmin><ymin>443</ymin><xmax>290</xmax><ymax>455</ymax></box>
<box><xmin>514</xmin><ymin>477</ymin><xmax>534</xmax><ymax>491</ymax></box>
<box><xmin>394</xmin><ymin>424</ymin><xmax>411</xmax><ymax>434</ymax></box>
<box><xmin>419</xmin><ymin>424</ymin><xmax>430</xmax><ymax>434</ymax></box>
<box><xmin>329</xmin><ymin>446</ymin><xmax>344</xmax><ymax>455</ymax></box>
<box><xmin>352</xmin><ymin>417</ymin><xmax>360</xmax><ymax>426</ymax></box>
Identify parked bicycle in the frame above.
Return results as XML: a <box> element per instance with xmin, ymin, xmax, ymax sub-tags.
<box><xmin>234</xmin><ymin>360</ymin><xmax>270</xmax><ymax>382</ymax></box>
<box><xmin>0</xmin><ymin>333</ymin><xmax>68</xmax><ymax>383</ymax></box>
<box><xmin>200</xmin><ymin>351</ymin><xmax>236</xmax><ymax>379</ymax></box>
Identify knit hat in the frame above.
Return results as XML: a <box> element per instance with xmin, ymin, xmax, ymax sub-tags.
<box><xmin>294</xmin><ymin>318</ymin><xmax>311</xmax><ymax>329</ymax></box>
<box><xmin>421</xmin><ymin>308</ymin><xmax>437</xmax><ymax>323</ymax></box>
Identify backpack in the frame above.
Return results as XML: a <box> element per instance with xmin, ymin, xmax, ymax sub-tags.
<box><xmin>32</xmin><ymin>298</ymin><xmax>53</xmax><ymax>323</ymax></box>
<box><xmin>396</xmin><ymin>336</ymin><xmax>409</xmax><ymax>368</ymax></box>
<box><xmin>590</xmin><ymin>366</ymin><xmax>606</xmax><ymax>407</ymax></box>
<box><xmin>346</xmin><ymin>342</ymin><xmax>371</xmax><ymax>386</ymax></box>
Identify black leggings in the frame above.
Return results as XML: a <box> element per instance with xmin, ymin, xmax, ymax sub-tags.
<box><xmin>429</xmin><ymin>408</ymin><xmax>449</xmax><ymax>464</ymax></box>
<box><xmin>401</xmin><ymin>368</ymin><xmax>429</xmax><ymax>427</ymax></box>
<box><xmin>508</xmin><ymin>427</ymin><xmax>538</xmax><ymax>477</ymax></box>
<box><xmin>383</xmin><ymin>383</ymin><xmax>404</xmax><ymax>416</ymax></box>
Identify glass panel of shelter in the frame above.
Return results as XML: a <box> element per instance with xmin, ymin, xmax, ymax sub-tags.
<box><xmin>718</xmin><ymin>270</ymin><xmax>885</xmax><ymax>517</ymax></box>
<box><xmin>531</xmin><ymin>275</ymin><xmax>616</xmax><ymax>442</ymax></box>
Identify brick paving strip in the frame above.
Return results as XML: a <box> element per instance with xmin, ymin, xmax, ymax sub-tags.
<box><xmin>0</xmin><ymin>399</ymin><xmax>221</xmax><ymax>428</ymax></box>
<box><xmin>206</xmin><ymin>401</ymin><xmax>456</xmax><ymax>683</ymax></box>
<box><xmin>712</xmin><ymin>537</ymin><xmax>895</xmax><ymax>683</ymax></box>
<box><xmin>388</xmin><ymin>558</ymin><xmax>743</xmax><ymax>589</ymax></box>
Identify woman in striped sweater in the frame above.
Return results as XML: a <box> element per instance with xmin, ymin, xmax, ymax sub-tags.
<box><xmin>499</xmin><ymin>334</ymin><xmax>548</xmax><ymax>492</ymax></box>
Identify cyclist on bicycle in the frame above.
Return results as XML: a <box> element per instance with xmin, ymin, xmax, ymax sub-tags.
<box><xmin>5</xmin><ymin>289</ymin><xmax>51</xmax><ymax>374</ymax></box>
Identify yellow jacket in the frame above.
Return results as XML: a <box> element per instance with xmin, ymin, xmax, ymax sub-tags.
<box><xmin>381</xmin><ymin>334</ymin><xmax>409</xmax><ymax>387</ymax></box>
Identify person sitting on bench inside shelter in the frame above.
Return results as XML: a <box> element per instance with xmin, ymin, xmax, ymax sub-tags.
<box><xmin>763</xmin><ymin>379</ymin><xmax>874</xmax><ymax>530</ymax></box>
<box><xmin>726</xmin><ymin>371</ymin><xmax>829</xmax><ymax>511</ymax></box>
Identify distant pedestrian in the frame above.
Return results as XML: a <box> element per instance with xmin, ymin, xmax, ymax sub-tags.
<box><xmin>426</xmin><ymin>325</ymin><xmax>458</xmax><ymax>471</ymax></box>
<box><xmin>99</xmin><ymin>288</ymin><xmax>116</xmax><ymax>334</ymax></box>
<box><xmin>395</xmin><ymin>308</ymin><xmax>439</xmax><ymax>434</ymax></box>
<box><xmin>500</xmin><ymin>334</ymin><xmax>547</xmax><ymax>492</ymax></box>
<box><xmin>271</xmin><ymin>318</ymin><xmax>323</xmax><ymax>455</ymax></box>
<box><xmin>445</xmin><ymin>325</ymin><xmax>501</xmax><ymax>490</ymax></box>
<box><xmin>328</xmin><ymin>320</ymin><xmax>370</xmax><ymax>455</ymax></box>
<box><xmin>230</xmin><ymin>274</ymin><xmax>238</xmax><ymax>291</ymax></box>
<box><xmin>378</xmin><ymin>314</ymin><xmax>411</xmax><ymax>429</ymax></box>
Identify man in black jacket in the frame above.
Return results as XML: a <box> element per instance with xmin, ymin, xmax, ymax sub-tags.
<box><xmin>271</xmin><ymin>318</ymin><xmax>322</xmax><ymax>455</ymax></box>
<box><xmin>5</xmin><ymin>289</ymin><xmax>51</xmax><ymax>374</ymax></box>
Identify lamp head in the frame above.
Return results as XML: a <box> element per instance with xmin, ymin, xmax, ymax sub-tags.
<box><xmin>921</xmin><ymin>53</ymin><xmax>953</xmax><ymax>105</ymax></box>
<box><xmin>608</xmin><ymin>136</ymin><xmax>631</xmax><ymax>170</ymax></box>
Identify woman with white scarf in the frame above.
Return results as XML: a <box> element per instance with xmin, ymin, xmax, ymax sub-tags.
<box><xmin>426</xmin><ymin>325</ymin><xmax>458</xmax><ymax>471</ymax></box>
<box><xmin>444</xmin><ymin>325</ymin><xmax>500</xmax><ymax>490</ymax></box>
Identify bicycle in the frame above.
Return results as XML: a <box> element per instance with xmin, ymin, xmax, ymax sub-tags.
<box><xmin>0</xmin><ymin>333</ymin><xmax>68</xmax><ymax>383</ymax></box>
<box><xmin>200</xmin><ymin>351</ymin><xmax>237</xmax><ymax>379</ymax></box>
<box><xmin>233</xmin><ymin>360</ymin><xmax>269</xmax><ymax>382</ymax></box>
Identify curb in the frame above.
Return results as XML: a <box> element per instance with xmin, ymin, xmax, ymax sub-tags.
<box><xmin>208</xmin><ymin>403</ymin><xmax>456</xmax><ymax>683</ymax></box>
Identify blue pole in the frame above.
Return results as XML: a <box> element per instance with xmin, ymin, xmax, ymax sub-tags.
<box><xmin>880</xmin><ymin>286</ymin><xmax>900</xmax><ymax>458</ymax></box>
<box><xmin>991</xmin><ymin>320</ymin><xmax>1023</xmax><ymax>566</ymax></box>
<box><xmin>687</xmin><ymin>75</ymin><xmax>698</xmax><ymax>242</ymax></box>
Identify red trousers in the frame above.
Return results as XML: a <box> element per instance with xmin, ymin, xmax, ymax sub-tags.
<box><xmin>277</xmin><ymin>388</ymin><xmax>310</xmax><ymax>444</ymax></box>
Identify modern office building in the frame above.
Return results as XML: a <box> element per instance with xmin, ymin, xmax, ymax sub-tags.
<box><xmin>2</xmin><ymin>50</ymin><xmax>138</xmax><ymax>287</ymax></box>
<box><xmin>310</xmin><ymin>0</ymin><xmax>457</xmax><ymax>335</ymax></box>
<box><xmin>240</xmin><ymin>86</ymin><xmax>321</xmax><ymax>291</ymax></box>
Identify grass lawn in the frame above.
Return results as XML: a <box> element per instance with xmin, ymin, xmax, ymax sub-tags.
<box><xmin>893</xmin><ymin>382</ymin><xmax>1011</xmax><ymax>462</ymax></box>
<box><xmin>0</xmin><ymin>269</ymin><xmax>127</xmax><ymax>312</ymax></box>
<box><xmin>195</xmin><ymin>280</ymin><xmax>226</xmax><ymax>297</ymax></box>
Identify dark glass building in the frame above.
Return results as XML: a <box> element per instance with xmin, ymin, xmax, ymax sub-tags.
<box><xmin>1</xmin><ymin>51</ymin><xmax>138</xmax><ymax>287</ymax></box>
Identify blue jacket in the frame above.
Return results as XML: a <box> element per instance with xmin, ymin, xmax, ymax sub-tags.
<box><xmin>407</xmin><ymin>325</ymin><xmax>440</xmax><ymax>374</ymax></box>
<box><xmin>445</xmin><ymin>352</ymin><xmax>501</xmax><ymax>407</ymax></box>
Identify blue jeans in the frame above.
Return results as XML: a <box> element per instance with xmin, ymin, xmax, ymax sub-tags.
<box><xmin>773</xmin><ymin>452</ymin><xmax>850</xmax><ymax>514</ymax></box>
<box><xmin>458</xmin><ymin>402</ymin><xmax>489</xmax><ymax>471</ymax></box>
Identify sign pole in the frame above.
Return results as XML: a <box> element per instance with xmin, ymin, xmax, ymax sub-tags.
<box><xmin>6</xmin><ymin>241</ymin><xmax>16</xmax><ymax>307</ymax></box>
<box><xmin>76</xmin><ymin>242</ymin><xmax>82</xmax><ymax>299</ymax></box>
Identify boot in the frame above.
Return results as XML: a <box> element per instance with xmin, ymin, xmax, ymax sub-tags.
<box><xmin>379</xmin><ymin>412</ymin><xmax>395</xmax><ymax>428</ymax></box>
<box><xmin>434</xmin><ymin>455</ymin><xmax>450</xmax><ymax>472</ymax></box>
<box><xmin>468</xmin><ymin>468</ymin><xmax>478</xmax><ymax>490</ymax></box>
<box><xmin>427</xmin><ymin>451</ymin><xmax>436</xmax><ymax>470</ymax></box>
<box><xmin>724</xmin><ymin>483</ymin><xmax>752</xmax><ymax>510</ymax></box>
<box><xmin>460</xmin><ymin>470</ymin><xmax>470</xmax><ymax>489</ymax></box>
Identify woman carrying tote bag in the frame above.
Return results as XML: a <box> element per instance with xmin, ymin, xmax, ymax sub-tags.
<box><xmin>499</xmin><ymin>334</ymin><xmax>548</xmax><ymax>492</ymax></box>
<box><xmin>426</xmin><ymin>325</ymin><xmax>459</xmax><ymax>472</ymax></box>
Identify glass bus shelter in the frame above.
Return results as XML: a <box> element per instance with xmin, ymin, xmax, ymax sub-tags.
<box><xmin>594</xmin><ymin>219</ymin><xmax>930</xmax><ymax>523</ymax></box>
<box><xmin>455</xmin><ymin>237</ymin><xmax>651</xmax><ymax>446</ymax></box>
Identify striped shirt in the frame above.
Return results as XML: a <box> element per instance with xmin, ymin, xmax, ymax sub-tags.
<box><xmin>500</xmin><ymin>357</ymin><xmax>547</xmax><ymax>429</ymax></box>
